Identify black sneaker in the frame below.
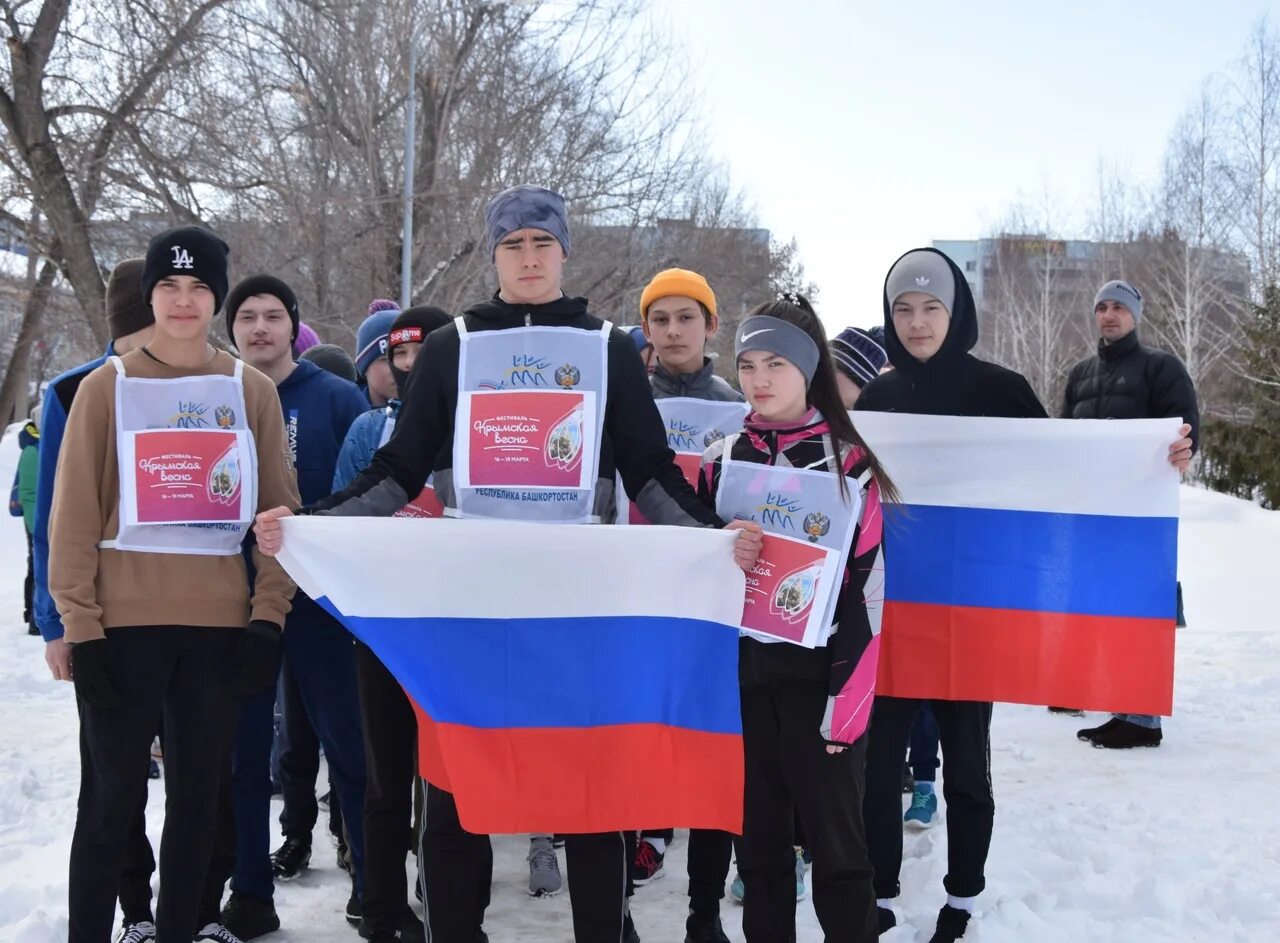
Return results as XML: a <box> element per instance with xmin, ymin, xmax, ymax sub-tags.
<box><xmin>360</xmin><ymin>906</ymin><xmax>427</xmax><ymax>942</ymax></box>
<box><xmin>877</xmin><ymin>906</ymin><xmax>897</xmax><ymax>933</ymax></box>
<box><xmin>1090</xmin><ymin>719</ymin><xmax>1163</xmax><ymax>749</ymax></box>
<box><xmin>195</xmin><ymin>924</ymin><xmax>246</xmax><ymax>943</ymax></box>
<box><xmin>629</xmin><ymin>839</ymin><xmax>665</xmax><ymax>886</ymax></box>
<box><xmin>684</xmin><ymin>911</ymin><xmax>729</xmax><ymax>943</ymax></box>
<box><xmin>346</xmin><ymin>889</ymin><xmax>362</xmax><ymax>926</ymax></box>
<box><xmin>1077</xmin><ymin>717</ymin><xmax>1124</xmax><ymax>742</ymax></box>
<box><xmin>270</xmin><ymin>837</ymin><xmax>311</xmax><ymax>880</ymax></box>
<box><xmin>220</xmin><ymin>894</ymin><xmax>280</xmax><ymax>940</ymax></box>
<box><xmin>1048</xmin><ymin>706</ymin><xmax>1084</xmax><ymax>717</ymax></box>
<box><xmin>927</xmin><ymin>905</ymin><xmax>970</xmax><ymax>943</ymax></box>
<box><xmin>623</xmin><ymin>910</ymin><xmax>640</xmax><ymax>943</ymax></box>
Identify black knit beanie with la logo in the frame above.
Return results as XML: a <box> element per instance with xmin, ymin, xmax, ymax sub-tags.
<box><xmin>141</xmin><ymin>225</ymin><xmax>231</xmax><ymax>314</ymax></box>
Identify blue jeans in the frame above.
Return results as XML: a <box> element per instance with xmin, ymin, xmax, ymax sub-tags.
<box><xmin>230</xmin><ymin>597</ymin><xmax>367</xmax><ymax>898</ymax></box>
<box><xmin>908</xmin><ymin>703</ymin><xmax>940</xmax><ymax>782</ymax></box>
<box><xmin>1113</xmin><ymin>713</ymin><xmax>1162</xmax><ymax>729</ymax></box>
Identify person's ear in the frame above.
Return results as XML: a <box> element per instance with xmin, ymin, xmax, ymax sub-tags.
<box><xmin>706</xmin><ymin>313</ymin><xmax>719</xmax><ymax>338</ymax></box>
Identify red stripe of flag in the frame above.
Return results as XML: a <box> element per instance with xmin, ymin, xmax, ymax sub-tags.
<box><xmin>414</xmin><ymin>705</ymin><xmax>744</xmax><ymax>835</ymax></box>
<box><xmin>877</xmin><ymin>601</ymin><xmax>1175</xmax><ymax>715</ymax></box>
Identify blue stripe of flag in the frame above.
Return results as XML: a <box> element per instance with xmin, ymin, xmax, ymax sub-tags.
<box><xmin>318</xmin><ymin>600</ymin><xmax>742</xmax><ymax>734</ymax></box>
<box><xmin>885</xmin><ymin>504</ymin><xmax>1178</xmax><ymax>619</ymax></box>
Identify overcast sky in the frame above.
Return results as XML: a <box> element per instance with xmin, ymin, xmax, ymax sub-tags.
<box><xmin>650</xmin><ymin>0</ymin><xmax>1273</xmax><ymax>330</ymax></box>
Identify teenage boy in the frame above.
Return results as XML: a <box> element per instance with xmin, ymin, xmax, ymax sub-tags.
<box><xmin>356</xmin><ymin>301</ymin><xmax>402</xmax><ymax>407</ymax></box>
<box><xmin>254</xmin><ymin>184</ymin><xmax>763</xmax><ymax>943</ymax></box>
<box><xmin>34</xmin><ymin>258</ymin><xmax>161</xmax><ymax>942</ymax></box>
<box><xmin>855</xmin><ymin>249</ymin><xmax>1192</xmax><ymax>942</ymax></box>
<box><xmin>633</xmin><ymin>268</ymin><xmax>742</xmax><ymax>943</ymax></box>
<box><xmin>53</xmin><ymin>226</ymin><xmax>299</xmax><ymax>943</ymax></box>
<box><xmin>202</xmin><ymin>275</ymin><xmax>370</xmax><ymax>940</ymax></box>
<box><xmin>641</xmin><ymin>268</ymin><xmax>741</xmax><ymax>402</ymax></box>
<box><xmin>1066</xmin><ymin>279</ymin><xmax>1198</xmax><ymax>750</ymax></box>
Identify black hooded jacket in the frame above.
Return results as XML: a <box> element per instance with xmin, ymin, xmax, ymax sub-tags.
<box><xmin>312</xmin><ymin>292</ymin><xmax>721</xmax><ymax>527</ymax></box>
<box><xmin>854</xmin><ymin>248</ymin><xmax>1047</xmax><ymax>420</ymax></box>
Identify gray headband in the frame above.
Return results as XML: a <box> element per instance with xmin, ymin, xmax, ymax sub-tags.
<box><xmin>735</xmin><ymin>315</ymin><xmax>821</xmax><ymax>386</ymax></box>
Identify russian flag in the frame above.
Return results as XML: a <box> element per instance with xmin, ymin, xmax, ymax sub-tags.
<box><xmin>852</xmin><ymin>413</ymin><xmax>1181</xmax><ymax>716</ymax></box>
<box><xmin>277</xmin><ymin>517</ymin><xmax>746</xmax><ymax>835</ymax></box>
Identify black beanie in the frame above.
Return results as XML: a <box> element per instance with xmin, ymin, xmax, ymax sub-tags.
<box><xmin>224</xmin><ymin>274</ymin><xmax>301</xmax><ymax>346</ymax></box>
<box><xmin>388</xmin><ymin>305</ymin><xmax>453</xmax><ymax>395</ymax></box>
<box><xmin>105</xmin><ymin>258</ymin><xmax>154</xmax><ymax>340</ymax></box>
<box><xmin>300</xmin><ymin>344</ymin><xmax>358</xmax><ymax>384</ymax></box>
<box><xmin>141</xmin><ymin>225</ymin><xmax>230</xmax><ymax>315</ymax></box>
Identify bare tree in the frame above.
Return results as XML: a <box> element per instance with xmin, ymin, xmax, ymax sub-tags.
<box><xmin>1225</xmin><ymin>18</ymin><xmax>1280</xmax><ymax>292</ymax></box>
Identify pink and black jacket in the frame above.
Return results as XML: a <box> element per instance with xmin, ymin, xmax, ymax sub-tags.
<box><xmin>698</xmin><ymin>408</ymin><xmax>885</xmax><ymax>746</ymax></box>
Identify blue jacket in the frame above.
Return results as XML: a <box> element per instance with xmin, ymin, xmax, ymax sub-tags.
<box><xmin>334</xmin><ymin>401</ymin><xmax>399</xmax><ymax>492</ymax></box>
<box><xmin>277</xmin><ymin>359</ymin><xmax>369</xmax><ymax>506</ymax></box>
<box><xmin>34</xmin><ymin>344</ymin><xmax>114</xmax><ymax>640</ymax></box>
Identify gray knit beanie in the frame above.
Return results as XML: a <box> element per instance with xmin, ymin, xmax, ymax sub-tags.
<box><xmin>885</xmin><ymin>249</ymin><xmax>956</xmax><ymax>314</ymax></box>
<box><xmin>1094</xmin><ymin>280</ymin><xmax>1143</xmax><ymax>323</ymax></box>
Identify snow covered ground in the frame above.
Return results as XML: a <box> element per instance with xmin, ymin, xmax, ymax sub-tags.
<box><xmin>1</xmin><ymin>427</ymin><xmax>1278</xmax><ymax>942</ymax></box>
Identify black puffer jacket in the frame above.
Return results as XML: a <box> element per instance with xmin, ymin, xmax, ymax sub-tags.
<box><xmin>855</xmin><ymin>248</ymin><xmax>1047</xmax><ymax>420</ymax></box>
<box><xmin>1060</xmin><ymin>330</ymin><xmax>1200</xmax><ymax>450</ymax></box>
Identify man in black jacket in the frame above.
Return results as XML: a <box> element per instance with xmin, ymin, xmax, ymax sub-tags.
<box><xmin>254</xmin><ymin>184</ymin><xmax>762</xmax><ymax>943</ymax></box>
<box><xmin>1066</xmin><ymin>279</ymin><xmax>1198</xmax><ymax>751</ymax></box>
<box><xmin>856</xmin><ymin>247</ymin><xmax>1047</xmax><ymax>943</ymax></box>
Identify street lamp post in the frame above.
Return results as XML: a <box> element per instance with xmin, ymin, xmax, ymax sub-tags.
<box><xmin>400</xmin><ymin>40</ymin><xmax>418</xmax><ymax>310</ymax></box>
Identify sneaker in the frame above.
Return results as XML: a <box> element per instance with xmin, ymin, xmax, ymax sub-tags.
<box><xmin>877</xmin><ymin>907</ymin><xmax>897</xmax><ymax>933</ymax></box>
<box><xmin>684</xmin><ymin>911</ymin><xmax>729</xmax><ymax>943</ymax></box>
<box><xmin>195</xmin><ymin>924</ymin><xmax>246</xmax><ymax>943</ymax></box>
<box><xmin>901</xmin><ymin>764</ymin><xmax>914</xmax><ymax>794</ymax></box>
<box><xmin>114</xmin><ymin>921</ymin><xmax>156</xmax><ymax>943</ymax></box>
<box><xmin>220</xmin><ymin>894</ymin><xmax>280</xmax><ymax>940</ymax></box>
<box><xmin>927</xmin><ymin>904</ymin><xmax>971</xmax><ymax>942</ymax></box>
<box><xmin>1077</xmin><ymin>717</ymin><xmax>1123</xmax><ymax>742</ymax></box>
<box><xmin>729</xmin><ymin>872</ymin><xmax>744</xmax><ymax>903</ymax></box>
<box><xmin>148</xmin><ymin>758</ymin><xmax>161</xmax><ymax>780</ymax></box>
<box><xmin>623</xmin><ymin>910</ymin><xmax>640</xmax><ymax>943</ymax></box>
<box><xmin>527</xmin><ymin>836</ymin><xmax>562</xmax><ymax>897</ymax></box>
<box><xmin>904</xmin><ymin>784</ymin><xmax>938</xmax><ymax>828</ymax></box>
<box><xmin>1089</xmin><ymin>719</ymin><xmax>1163</xmax><ymax>749</ymax></box>
<box><xmin>794</xmin><ymin>848</ymin><xmax>806</xmax><ymax>902</ymax></box>
<box><xmin>270</xmin><ymin>837</ymin><xmax>311</xmax><ymax>880</ymax></box>
<box><xmin>630</xmin><ymin>838</ymin><xmax>665</xmax><ymax>886</ymax></box>
<box><xmin>346</xmin><ymin>889</ymin><xmax>362</xmax><ymax>926</ymax></box>
<box><xmin>337</xmin><ymin>837</ymin><xmax>351</xmax><ymax>872</ymax></box>
<box><xmin>1048</xmin><ymin>706</ymin><xmax>1084</xmax><ymax>717</ymax></box>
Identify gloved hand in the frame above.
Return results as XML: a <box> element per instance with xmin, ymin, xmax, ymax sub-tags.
<box><xmin>72</xmin><ymin>638</ymin><xmax>124</xmax><ymax>711</ymax></box>
<box><xmin>230</xmin><ymin>620</ymin><xmax>283</xmax><ymax>696</ymax></box>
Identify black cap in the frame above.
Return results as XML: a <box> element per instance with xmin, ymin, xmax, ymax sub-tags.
<box><xmin>141</xmin><ymin>225</ymin><xmax>230</xmax><ymax>315</ymax></box>
<box><xmin>388</xmin><ymin>305</ymin><xmax>453</xmax><ymax>396</ymax></box>
<box><xmin>225</xmin><ymin>274</ymin><xmax>301</xmax><ymax>346</ymax></box>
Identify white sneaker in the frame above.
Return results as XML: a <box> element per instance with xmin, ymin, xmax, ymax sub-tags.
<box><xmin>194</xmin><ymin>924</ymin><xmax>246</xmax><ymax>943</ymax></box>
<box><xmin>114</xmin><ymin>922</ymin><xmax>155</xmax><ymax>943</ymax></box>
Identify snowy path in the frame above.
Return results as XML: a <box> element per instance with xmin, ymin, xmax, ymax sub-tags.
<box><xmin>1</xmin><ymin>432</ymin><xmax>1277</xmax><ymax>942</ymax></box>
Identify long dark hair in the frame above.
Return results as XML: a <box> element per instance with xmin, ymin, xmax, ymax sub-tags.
<box><xmin>742</xmin><ymin>294</ymin><xmax>901</xmax><ymax>506</ymax></box>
